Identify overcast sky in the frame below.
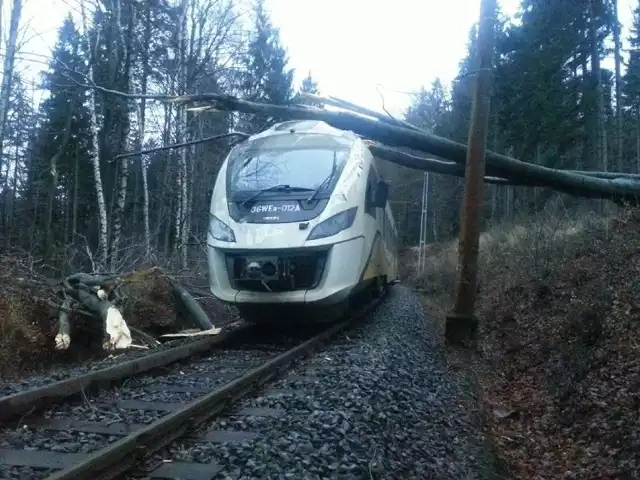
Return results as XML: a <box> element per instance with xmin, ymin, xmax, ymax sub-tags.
<box><xmin>10</xmin><ymin>0</ymin><xmax>638</xmax><ymax>116</ymax></box>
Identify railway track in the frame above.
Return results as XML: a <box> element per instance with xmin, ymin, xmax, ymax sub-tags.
<box><xmin>0</xmin><ymin>293</ymin><xmax>385</xmax><ymax>480</ymax></box>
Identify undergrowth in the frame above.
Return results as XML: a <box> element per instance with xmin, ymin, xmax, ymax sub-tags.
<box><xmin>406</xmin><ymin>200</ymin><xmax>640</xmax><ymax>479</ymax></box>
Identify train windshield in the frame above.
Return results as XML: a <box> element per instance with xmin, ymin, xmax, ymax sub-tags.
<box><xmin>226</xmin><ymin>133</ymin><xmax>352</xmax><ymax>196</ymax></box>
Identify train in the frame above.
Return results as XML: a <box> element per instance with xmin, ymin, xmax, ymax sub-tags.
<box><xmin>206</xmin><ymin>119</ymin><xmax>399</xmax><ymax>323</ymax></box>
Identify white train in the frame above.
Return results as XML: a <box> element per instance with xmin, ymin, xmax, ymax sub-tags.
<box><xmin>206</xmin><ymin>120</ymin><xmax>398</xmax><ymax>323</ymax></box>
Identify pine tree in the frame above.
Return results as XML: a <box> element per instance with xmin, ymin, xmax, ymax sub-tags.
<box><xmin>240</xmin><ymin>0</ymin><xmax>294</xmax><ymax>131</ymax></box>
<box><xmin>293</xmin><ymin>70</ymin><xmax>322</xmax><ymax>107</ymax></box>
<box><xmin>624</xmin><ymin>2</ymin><xmax>640</xmax><ymax>172</ymax></box>
<box><xmin>31</xmin><ymin>16</ymin><xmax>94</xmax><ymax>255</ymax></box>
<box><xmin>405</xmin><ymin>79</ymin><xmax>449</xmax><ymax>134</ymax></box>
<box><xmin>0</xmin><ymin>73</ymin><xmax>37</xmax><ymax>246</ymax></box>
<box><xmin>300</xmin><ymin>71</ymin><xmax>319</xmax><ymax>95</ymax></box>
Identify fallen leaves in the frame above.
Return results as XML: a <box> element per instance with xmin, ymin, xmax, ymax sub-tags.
<box><xmin>411</xmin><ymin>206</ymin><xmax>640</xmax><ymax>479</ymax></box>
<box><xmin>475</xmin><ymin>208</ymin><xmax>640</xmax><ymax>479</ymax></box>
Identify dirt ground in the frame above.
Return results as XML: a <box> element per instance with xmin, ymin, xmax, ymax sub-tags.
<box><xmin>406</xmin><ymin>206</ymin><xmax>640</xmax><ymax>479</ymax></box>
<box><xmin>0</xmin><ymin>259</ymin><xmax>235</xmax><ymax>381</ymax></box>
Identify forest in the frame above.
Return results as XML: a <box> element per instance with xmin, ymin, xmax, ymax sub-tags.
<box><xmin>0</xmin><ymin>0</ymin><xmax>635</xmax><ymax>267</ymax></box>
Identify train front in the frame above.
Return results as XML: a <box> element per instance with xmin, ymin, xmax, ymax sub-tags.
<box><xmin>206</xmin><ymin>121</ymin><xmax>366</xmax><ymax>322</ymax></box>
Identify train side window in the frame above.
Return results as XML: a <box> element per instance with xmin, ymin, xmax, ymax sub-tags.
<box><xmin>365</xmin><ymin>167</ymin><xmax>378</xmax><ymax>217</ymax></box>
<box><xmin>384</xmin><ymin>216</ymin><xmax>388</xmax><ymax>247</ymax></box>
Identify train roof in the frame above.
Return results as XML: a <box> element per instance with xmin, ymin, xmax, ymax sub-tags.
<box><xmin>248</xmin><ymin>120</ymin><xmax>359</xmax><ymax>143</ymax></box>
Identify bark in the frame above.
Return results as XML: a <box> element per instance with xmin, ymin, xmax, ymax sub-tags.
<box><xmin>174</xmin><ymin>104</ymin><xmax>185</xmax><ymax>262</ymax></box>
<box><xmin>170</xmin><ymin>280</ymin><xmax>213</xmax><ymax>330</ymax></box>
<box><xmin>72</xmin><ymin>143</ymin><xmax>79</xmax><ymax>236</ymax></box>
<box><xmin>613</xmin><ymin>0</ymin><xmax>623</xmax><ymax>172</ymax></box>
<box><xmin>0</xmin><ymin>0</ymin><xmax>21</xmax><ymax>186</ymax></box>
<box><xmin>61</xmin><ymin>273</ymin><xmax>131</xmax><ymax>350</ymax></box>
<box><xmin>589</xmin><ymin>0</ymin><xmax>607</xmax><ymax>172</ymax></box>
<box><xmin>4</xmin><ymin>142</ymin><xmax>18</xmax><ymax>245</ymax></box>
<box><xmin>139</xmin><ymin>0</ymin><xmax>152</xmax><ymax>262</ymax></box>
<box><xmin>176</xmin><ymin>0</ymin><xmax>189</xmax><ymax>268</ymax></box>
<box><xmin>158</xmin><ymin>102</ymin><xmax>173</xmax><ymax>255</ymax></box>
<box><xmin>110</xmin><ymin>0</ymin><xmax>136</xmax><ymax>271</ymax></box>
<box><xmin>580</xmin><ymin>44</ymin><xmax>590</xmax><ymax>172</ymax></box>
<box><xmin>80</xmin><ymin>0</ymin><xmax>109</xmax><ymax>269</ymax></box>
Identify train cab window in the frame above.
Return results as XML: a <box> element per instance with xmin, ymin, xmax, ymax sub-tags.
<box><xmin>365</xmin><ymin>167</ymin><xmax>379</xmax><ymax>217</ymax></box>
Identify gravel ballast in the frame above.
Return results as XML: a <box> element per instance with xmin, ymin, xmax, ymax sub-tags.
<box><xmin>0</xmin><ymin>339</ymin><xmax>284</xmax><ymax>480</ymax></box>
<box><xmin>158</xmin><ymin>285</ymin><xmax>497</xmax><ymax>479</ymax></box>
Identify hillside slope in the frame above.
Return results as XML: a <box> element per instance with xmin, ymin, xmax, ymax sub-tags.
<box><xmin>412</xmin><ymin>207</ymin><xmax>640</xmax><ymax>479</ymax></box>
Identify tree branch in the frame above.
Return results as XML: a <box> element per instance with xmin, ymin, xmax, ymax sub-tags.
<box><xmin>114</xmin><ymin>131</ymin><xmax>250</xmax><ymax>160</ymax></box>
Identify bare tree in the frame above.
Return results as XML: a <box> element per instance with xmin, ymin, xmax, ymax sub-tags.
<box><xmin>80</xmin><ymin>0</ymin><xmax>109</xmax><ymax>269</ymax></box>
<box><xmin>110</xmin><ymin>0</ymin><xmax>136</xmax><ymax>270</ymax></box>
<box><xmin>0</xmin><ymin>0</ymin><xmax>22</xmax><ymax>189</ymax></box>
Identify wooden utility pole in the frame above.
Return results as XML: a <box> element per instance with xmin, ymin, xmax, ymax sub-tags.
<box><xmin>445</xmin><ymin>0</ymin><xmax>498</xmax><ymax>346</ymax></box>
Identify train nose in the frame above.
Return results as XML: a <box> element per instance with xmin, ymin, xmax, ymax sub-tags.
<box><xmin>246</xmin><ymin>261</ymin><xmax>262</xmax><ymax>278</ymax></box>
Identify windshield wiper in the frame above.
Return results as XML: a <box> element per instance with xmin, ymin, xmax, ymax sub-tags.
<box><xmin>241</xmin><ymin>184</ymin><xmax>314</xmax><ymax>207</ymax></box>
<box><xmin>307</xmin><ymin>150</ymin><xmax>338</xmax><ymax>203</ymax></box>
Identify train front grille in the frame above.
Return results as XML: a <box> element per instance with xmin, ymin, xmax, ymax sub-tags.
<box><xmin>225</xmin><ymin>251</ymin><xmax>328</xmax><ymax>293</ymax></box>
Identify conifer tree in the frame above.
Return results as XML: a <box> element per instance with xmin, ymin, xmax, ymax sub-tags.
<box><xmin>293</xmin><ymin>70</ymin><xmax>322</xmax><ymax>107</ymax></box>
<box><xmin>31</xmin><ymin>16</ymin><xmax>94</xmax><ymax>255</ymax></box>
<box><xmin>239</xmin><ymin>0</ymin><xmax>294</xmax><ymax>131</ymax></box>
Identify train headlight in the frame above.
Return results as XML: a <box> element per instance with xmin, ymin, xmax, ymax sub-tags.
<box><xmin>307</xmin><ymin>207</ymin><xmax>358</xmax><ymax>241</ymax></box>
<box><xmin>209</xmin><ymin>215</ymin><xmax>236</xmax><ymax>242</ymax></box>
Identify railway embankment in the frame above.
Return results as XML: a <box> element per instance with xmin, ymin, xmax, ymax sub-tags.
<box><xmin>407</xmin><ymin>205</ymin><xmax>640</xmax><ymax>479</ymax></box>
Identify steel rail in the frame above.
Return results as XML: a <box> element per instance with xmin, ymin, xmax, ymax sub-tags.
<box><xmin>0</xmin><ymin>323</ymin><xmax>251</xmax><ymax>422</ymax></box>
<box><xmin>44</xmin><ymin>296</ymin><xmax>384</xmax><ymax>480</ymax></box>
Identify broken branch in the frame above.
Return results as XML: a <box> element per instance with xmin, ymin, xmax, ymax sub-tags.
<box><xmin>114</xmin><ymin>131</ymin><xmax>250</xmax><ymax>160</ymax></box>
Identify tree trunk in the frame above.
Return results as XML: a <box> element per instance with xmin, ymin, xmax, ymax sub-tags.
<box><xmin>580</xmin><ymin>46</ymin><xmax>590</xmax><ymax>172</ymax></box>
<box><xmin>4</xmin><ymin>142</ymin><xmax>19</xmax><ymax>246</ymax></box>
<box><xmin>72</xmin><ymin>143</ymin><xmax>79</xmax><ymax>237</ymax></box>
<box><xmin>139</xmin><ymin>0</ymin><xmax>152</xmax><ymax>262</ymax></box>
<box><xmin>175</xmin><ymin>0</ymin><xmax>189</xmax><ymax>268</ymax></box>
<box><xmin>81</xmin><ymin>0</ymin><xmax>109</xmax><ymax>270</ymax></box>
<box><xmin>589</xmin><ymin>0</ymin><xmax>606</xmax><ymax>172</ymax></box>
<box><xmin>110</xmin><ymin>0</ymin><xmax>136</xmax><ymax>271</ymax></box>
<box><xmin>0</xmin><ymin>0</ymin><xmax>21</xmax><ymax>188</ymax></box>
<box><xmin>613</xmin><ymin>0</ymin><xmax>623</xmax><ymax>172</ymax></box>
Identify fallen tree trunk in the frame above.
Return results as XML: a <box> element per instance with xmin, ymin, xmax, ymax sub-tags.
<box><xmin>61</xmin><ymin>273</ymin><xmax>132</xmax><ymax>351</ymax></box>
<box><xmin>174</xmin><ymin>93</ymin><xmax>640</xmax><ymax>201</ymax></box>
<box><xmin>368</xmin><ymin>143</ymin><xmax>533</xmax><ymax>186</ymax></box>
<box><xmin>87</xmin><ymin>81</ymin><xmax>640</xmax><ymax>201</ymax></box>
<box><xmin>301</xmin><ymin>93</ymin><xmax>423</xmax><ymax>132</ymax></box>
<box><xmin>170</xmin><ymin>280</ymin><xmax>215</xmax><ymax>331</ymax></box>
<box><xmin>368</xmin><ymin>142</ymin><xmax>640</xmax><ymax>188</ymax></box>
